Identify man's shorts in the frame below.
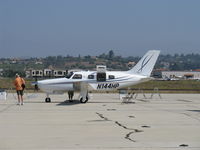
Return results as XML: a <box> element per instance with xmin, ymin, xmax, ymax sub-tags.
<box><xmin>16</xmin><ymin>90</ymin><xmax>24</xmax><ymax>96</ymax></box>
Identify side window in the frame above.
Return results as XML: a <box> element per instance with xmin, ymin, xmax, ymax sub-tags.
<box><xmin>88</xmin><ymin>74</ymin><xmax>94</xmax><ymax>79</ymax></box>
<box><xmin>72</xmin><ymin>74</ymin><xmax>82</xmax><ymax>79</ymax></box>
<box><xmin>109</xmin><ymin>75</ymin><xmax>115</xmax><ymax>79</ymax></box>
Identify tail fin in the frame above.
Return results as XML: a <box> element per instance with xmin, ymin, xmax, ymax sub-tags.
<box><xmin>127</xmin><ymin>50</ymin><xmax>160</xmax><ymax>76</ymax></box>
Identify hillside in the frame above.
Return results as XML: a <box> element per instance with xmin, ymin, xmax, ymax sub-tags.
<box><xmin>1</xmin><ymin>51</ymin><xmax>200</xmax><ymax>78</ymax></box>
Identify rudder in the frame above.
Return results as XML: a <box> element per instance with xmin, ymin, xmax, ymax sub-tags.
<box><xmin>128</xmin><ymin>50</ymin><xmax>160</xmax><ymax>76</ymax></box>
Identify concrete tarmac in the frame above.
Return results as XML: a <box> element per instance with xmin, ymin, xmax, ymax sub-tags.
<box><xmin>0</xmin><ymin>92</ymin><xmax>200</xmax><ymax>150</ymax></box>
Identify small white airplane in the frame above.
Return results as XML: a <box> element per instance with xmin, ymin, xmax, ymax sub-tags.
<box><xmin>35</xmin><ymin>50</ymin><xmax>160</xmax><ymax>103</ymax></box>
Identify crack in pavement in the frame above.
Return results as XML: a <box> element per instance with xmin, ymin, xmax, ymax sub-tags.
<box><xmin>181</xmin><ymin>112</ymin><xmax>200</xmax><ymax>122</ymax></box>
<box><xmin>128</xmin><ymin>115</ymin><xmax>135</xmax><ymax>118</ymax></box>
<box><xmin>95</xmin><ymin>112</ymin><xmax>143</xmax><ymax>143</ymax></box>
<box><xmin>177</xmin><ymin>99</ymin><xmax>192</xmax><ymax>103</ymax></box>
<box><xmin>141</xmin><ymin>125</ymin><xmax>151</xmax><ymax>128</ymax></box>
<box><xmin>115</xmin><ymin>121</ymin><xmax>143</xmax><ymax>132</ymax></box>
<box><xmin>125</xmin><ymin>131</ymin><xmax>135</xmax><ymax>142</ymax></box>
<box><xmin>95</xmin><ymin>112</ymin><xmax>110</xmax><ymax>121</ymax></box>
<box><xmin>107</xmin><ymin>109</ymin><xmax>116</xmax><ymax>111</ymax></box>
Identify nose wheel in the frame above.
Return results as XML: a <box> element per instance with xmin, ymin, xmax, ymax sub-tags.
<box><xmin>45</xmin><ymin>97</ymin><xmax>51</xmax><ymax>103</ymax></box>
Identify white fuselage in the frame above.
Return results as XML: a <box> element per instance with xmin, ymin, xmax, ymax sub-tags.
<box><xmin>37</xmin><ymin>71</ymin><xmax>151</xmax><ymax>94</ymax></box>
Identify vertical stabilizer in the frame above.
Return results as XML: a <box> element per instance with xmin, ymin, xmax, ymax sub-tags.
<box><xmin>128</xmin><ymin>50</ymin><xmax>160</xmax><ymax>76</ymax></box>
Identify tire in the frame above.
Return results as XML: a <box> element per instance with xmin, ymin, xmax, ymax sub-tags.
<box><xmin>80</xmin><ymin>96</ymin><xmax>88</xmax><ymax>103</ymax></box>
<box><xmin>45</xmin><ymin>98</ymin><xmax>51</xmax><ymax>103</ymax></box>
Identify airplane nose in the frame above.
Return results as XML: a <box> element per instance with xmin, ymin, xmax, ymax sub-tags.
<box><xmin>36</xmin><ymin>80</ymin><xmax>49</xmax><ymax>90</ymax></box>
<box><xmin>31</xmin><ymin>81</ymin><xmax>38</xmax><ymax>86</ymax></box>
<box><xmin>31</xmin><ymin>81</ymin><xmax>40</xmax><ymax>91</ymax></box>
<box><xmin>36</xmin><ymin>81</ymin><xmax>43</xmax><ymax>87</ymax></box>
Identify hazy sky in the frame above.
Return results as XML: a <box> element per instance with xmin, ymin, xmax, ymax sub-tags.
<box><xmin>1</xmin><ymin>0</ymin><xmax>200</xmax><ymax>58</ymax></box>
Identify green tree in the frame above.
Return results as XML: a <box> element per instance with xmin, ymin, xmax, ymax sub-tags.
<box><xmin>2</xmin><ymin>70</ymin><xmax>25</xmax><ymax>78</ymax></box>
<box><xmin>108</xmin><ymin>50</ymin><xmax>114</xmax><ymax>59</ymax></box>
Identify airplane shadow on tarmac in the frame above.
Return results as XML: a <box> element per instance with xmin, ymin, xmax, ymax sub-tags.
<box><xmin>56</xmin><ymin>100</ymin><xmax>125</xmax><ymax>106</ymax></box>
<box><xmin>25</xmin><ymin>99</ymin><xmax>81</xmax><ymax>106</ymax></box>
<box><xmin>56</xmin><ymin>100</ymin><xmax>81</xmax><ymax>106</ymax></box>
<box><xmin>26</xmin><ymin>99</ymin><xmax>135</xmax><ymax>105</ymax></box>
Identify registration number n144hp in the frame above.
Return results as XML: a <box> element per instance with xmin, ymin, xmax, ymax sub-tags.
<box><xmin>97</xmin><ymin>83</ymin><xmax>119</xmax><ymax>89</ymax></box>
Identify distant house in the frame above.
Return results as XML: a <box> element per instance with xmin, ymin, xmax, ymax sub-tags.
<box><xmin>162</xmin><ymin>71</ymin><xmax>200</xmax><ymax>80</ymax></box>
<box><xmin>193</xmin><ymin>69</ymin><xmax>200</xmax><ymax>72</ymax></box>
<box><xmin>152</xmin><ymin>68</ymin><xmax>167</xmax><ymax>78</ymax></box>
<box><xmin>35</xmin><ymin>61</ymin><xmax>43</xmax><ymax>65</ymax></box>
<box><xmin>26</xmin><ymin>69</ymin><xmax>67</xmax><ymax>78</ymax></box>
<box><xmin>43</xmin><ymin>69</ymin><xmax>53</xmax><ymax>77</ymax></box>
<box><xmin>25</xmin><ymin>70</ymin><xmax>31</xmax><ymax>78</ymax></box>
<box><xmin>0</xmin><ymin>69</ymin><xmax>3</xmax><ymax>76</ymax></box>
<box><xmin>31</xmin><ymin>70</ymin><xmax>43</xmax><ymax>78</ymax></box>
<box><xmin>53</xmin><ymin>70</ymin><xmax>67</xmax><ymax>77</ymax></box>
<box><xmin>11</xmin><ymin>60</ymin><xmax>17</xmax><ymax>64</ymax></box>
<box><xmin>127</xmin><ymin>61</ymin><xmax>136</xmax><ymax>69</ymax></box>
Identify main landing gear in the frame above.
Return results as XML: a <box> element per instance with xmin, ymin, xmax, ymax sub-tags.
<box><xmin>79</xmin><ymin>95</ymin><xmax>89</xmax><ymax>103</ymax></box>
<box><xmin>45</xmin><ymin>94</ymin><xmax>51</xmax><ymax>103</ymax></box>
<box><xmin>44</xmin><ymin>93</ymin><xmax>89</xmax><ymax>103</ymax></box>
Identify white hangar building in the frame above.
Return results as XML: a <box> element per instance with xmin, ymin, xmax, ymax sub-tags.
<box><xmin>162</xmin><ymin>71</ymin><xmax>200</xmax><ymax>80</ymax></box>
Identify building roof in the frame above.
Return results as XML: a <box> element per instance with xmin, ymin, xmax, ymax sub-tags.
<box><xmin>193</xmin><ymin>69</ymin><xmax>200</xmax><ymax>71</ymax></box>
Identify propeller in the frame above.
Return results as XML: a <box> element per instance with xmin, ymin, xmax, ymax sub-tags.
<box><xmin>31</xmin><ymin>81</ymin><xmax>39</xmax><ymax>91</ymax></box>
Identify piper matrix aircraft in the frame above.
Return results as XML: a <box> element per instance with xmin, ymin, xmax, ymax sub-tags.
<box><xmin>35</xmin><ymin>50</ymin><xmax>160</xmax><ymax>103</ymax></box>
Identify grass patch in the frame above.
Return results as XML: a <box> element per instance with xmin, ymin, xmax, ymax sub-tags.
<box><xmin>132</xmin><ymin>80</ymin><xmax>200</xmax><ymax>90</ymax></box>
<box><xmin>1</xmin><ymin>78</ymin><xmax>200</xmax><ymax>93</ymax></box>
<box><xmin>0</xmin><ymin>78</ymin><xmax>35</xmax><ymax>90</ymax></box>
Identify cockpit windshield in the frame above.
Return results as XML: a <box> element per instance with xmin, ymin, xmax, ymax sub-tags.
<box><xmin>65</xmin><ymin>72</ymin><xmax>74</xmax><ymax>79</ymax></box>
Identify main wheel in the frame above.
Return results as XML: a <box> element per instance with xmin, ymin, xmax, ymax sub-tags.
<box><xmin>80</xmin><ymin>96</ymin><xmax>89</xmax><ymax>103</ymax></box>
<box><xmin>45</xmin><ymin>97</ymin><xmax>51</xmax><ymax>103</ymax></box>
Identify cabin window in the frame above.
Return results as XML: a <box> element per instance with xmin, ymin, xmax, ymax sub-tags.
<box><xmin>88</xmin><ymin>75</ymin><xmax>94</xmax><ymax>79</ymax></box>
<box><xmin>72</xmin><ymin>74</ymin><xmax>82</xmax><ymax>79</ymax></box>
<box><xmin>109</xmin><ymin>75</ymin><xmax>115</xmax><ymax>79</ymax></box>
<box><xmin>66</xmin><ymin>72</ymin><xmax>73</xmax><ymax>79</ymax></box>
<box><xmin>97</xmin><ymin>72</ymin><xmax>106</xmax><ymax>81</ymax></box>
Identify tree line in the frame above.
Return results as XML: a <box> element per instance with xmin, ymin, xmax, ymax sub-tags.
<box><xmin>0</xmin><ymin>50</ymin><xmax>200</xmax><ymax>77</ymax></box>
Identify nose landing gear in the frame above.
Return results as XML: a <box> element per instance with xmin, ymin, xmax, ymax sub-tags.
<box><xmin>45</xmin><ymin>97</ymin><xmax>51</xmax><ymax>103</ymax></box>
<box><xmin>45</xmin><ymin>94</ymin><xmax>51</xmax><ymax>103</ymax></box>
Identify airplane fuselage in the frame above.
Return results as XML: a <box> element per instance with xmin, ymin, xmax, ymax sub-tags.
<box><xmin>37</xmin><ymin>71</ymin><xmax>151</xmax><ymax>94</ymax></box>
